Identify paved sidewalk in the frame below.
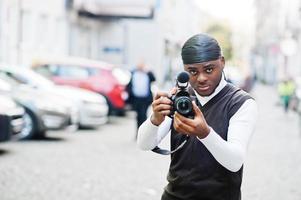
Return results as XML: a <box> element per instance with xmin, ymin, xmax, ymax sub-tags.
<box><xmin>0</xmin><ymin>83</ymin><xmax>300</xmax><ymax>200</ymax></box>
<box><xmin>242</xmin><ymin>83</ymin><xmax>301</xmax><ymax>200</ymax></box>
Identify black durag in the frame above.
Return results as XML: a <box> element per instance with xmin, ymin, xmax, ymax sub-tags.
<box><xmin>181</xmin><ymin>33</ymin><xmax>222</xmax><ymax>64</ymax></box>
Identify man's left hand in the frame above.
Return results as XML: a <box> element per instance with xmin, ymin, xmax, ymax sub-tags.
<box><xmin>173</xmin><ymin>101</ymin><xmax>210</xmax><ymax>139</ymax></box>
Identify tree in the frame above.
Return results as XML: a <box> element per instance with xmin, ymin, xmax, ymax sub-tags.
<box><xmin>206</xmin><ymin>23</ymin><xmax>233</xmax><ymax>61</ymax></box>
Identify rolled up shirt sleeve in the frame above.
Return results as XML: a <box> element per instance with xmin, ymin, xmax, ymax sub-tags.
<box><xmin>198</xmin><ymin>99</ymin><xmax>258</xmax><ymax>172</ymax></box>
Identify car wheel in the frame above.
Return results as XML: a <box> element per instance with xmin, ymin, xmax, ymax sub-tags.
<box><xmin>18</xmin><ymin>111</ymin><xmax>36</xmax><ymax>140</ymax></box>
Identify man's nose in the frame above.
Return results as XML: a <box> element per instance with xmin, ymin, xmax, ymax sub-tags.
<box><xmin>197</xmin><ymin>73</ymin><xmax>207</xmax><ymax>83</ymax></box>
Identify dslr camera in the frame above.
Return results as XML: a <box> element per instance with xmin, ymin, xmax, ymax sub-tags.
<box><xmin>170</xmin><ymin>71</ymin><xmax>194</xmax><ymax>118</ymax></box>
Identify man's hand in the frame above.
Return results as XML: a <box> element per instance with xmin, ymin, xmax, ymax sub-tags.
<box><xmin>150</xmin><ymin>88</ymin><xmax>176</xmax><ymax>126</ymax></box>
<box><xmin>173</xmin><ymin>101</ymin><xmax>210</xmax><ymax>139</ymax></box>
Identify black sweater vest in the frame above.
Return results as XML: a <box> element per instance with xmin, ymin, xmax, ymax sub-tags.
<box><xmin>162</xmin><ymin>84</ymin><xmax>253</xmax><ymax>200</ymax></box>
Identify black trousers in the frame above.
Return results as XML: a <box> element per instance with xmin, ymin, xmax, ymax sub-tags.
<box><xmin>132</xmin><ymin>97</ymin><xmax>151</xmax><ymax>138</ymax></box>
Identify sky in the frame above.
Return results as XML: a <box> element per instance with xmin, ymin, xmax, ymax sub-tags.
<box><xmin>196</xmin><ymin>0</ymin><xmax>255</xmax><ymax>26</ymax></box>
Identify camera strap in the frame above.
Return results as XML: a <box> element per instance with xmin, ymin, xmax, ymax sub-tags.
<box><xmin>152</xmin><ymin>135</ymin><xmax>189</xmax><ymax>155</ymax></box>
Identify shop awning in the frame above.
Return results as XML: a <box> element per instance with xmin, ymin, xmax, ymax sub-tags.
<box><xmin>72</xmin><ymin>0</ymin><xmax>156</xmax><ymax>19</ymax></box>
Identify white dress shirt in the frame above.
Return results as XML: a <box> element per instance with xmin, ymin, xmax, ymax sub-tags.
<box><xmin>137</xmin><ymin>77</ymin><xmax>258</xmax><ymax>172</ymax></box>
<box><xmin>132</xmin><ymin>70</ymin><xmax>150</xmax><ymax>97</ymax></box>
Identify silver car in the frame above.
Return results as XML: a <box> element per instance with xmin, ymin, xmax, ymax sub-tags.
<box><xmin>0</xmin><ymin>76</ymin><xmax>77</xmax><ymax>139</ymax></box>
<box><xmin>0</xmin><ymin>94</ymin><xmax>25</xmax><ymax>141</ymax></box>
<box><xmin>0</xmin><ymin>66</ymin><xmax>109</xmax><ymax>128</ymax></box>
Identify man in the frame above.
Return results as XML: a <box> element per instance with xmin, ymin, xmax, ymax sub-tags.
<box><xmin>137</xmin><ymin>34</ymin><xmax>257</xmax><ymax>200</ymax></box>
<box><xmin>126</xmin><ymin>60</ymin><xmax>156</xmax><ymax>139</ymax></box>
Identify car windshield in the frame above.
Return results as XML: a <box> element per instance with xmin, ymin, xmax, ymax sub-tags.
<box><xmin>12</xmin><ymin>69</ymin><xmax>54</xmax><ymax>88</ymax></box>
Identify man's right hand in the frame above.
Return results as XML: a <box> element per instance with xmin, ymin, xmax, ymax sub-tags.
<box><xmin>150</xmin><ymin>88</ymin><xmax>176</xmax><ymax>126</ymax></box>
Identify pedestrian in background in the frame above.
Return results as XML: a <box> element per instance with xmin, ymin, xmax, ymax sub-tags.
<box><xmin>126</xmin><ymin>60</ymin><xmax>156</xmax><ymax>139</ymax></box>
<box><xmin>137</xmin><ymin>33</ymin><xmax>257</xmax><ymax>200</ymax></box>
<box><xmin>278</xmin><ymin>78</ymin><xmax>295</xmax><ymax>113</ymax></box>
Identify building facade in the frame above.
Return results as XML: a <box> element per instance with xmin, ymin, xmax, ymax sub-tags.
<box><xmin>253</xmin><ymin>0</ymin><xmax>301</xmax><ymax>84</ymax></box>
<box><xmin>0</xmin><ymin>0</ymin><xmax>204</xmax><ymax>85</ymax></box>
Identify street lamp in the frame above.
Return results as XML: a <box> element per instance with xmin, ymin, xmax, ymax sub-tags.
<box><xmin>280</xmin><ymin>33</ymin><xmax>297</xmax><ymax>77</ymax></box>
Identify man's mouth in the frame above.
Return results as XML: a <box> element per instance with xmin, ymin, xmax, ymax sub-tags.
<box><xmin>198</xmin><ymin>85</ymin><xmax>210</xmax><ymax>91</ymax></box>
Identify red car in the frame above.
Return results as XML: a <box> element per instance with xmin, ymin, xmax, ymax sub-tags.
<box><xmin>31</xmin><ymin>56</ymin><xmax>128</xmax><ymax>115</ymax></box>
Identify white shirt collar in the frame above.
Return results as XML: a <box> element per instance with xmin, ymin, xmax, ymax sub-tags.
<box><xmin>194</xmin><ymin>75</ymin><xmax>227</xmax><ymax>106</ymax></box>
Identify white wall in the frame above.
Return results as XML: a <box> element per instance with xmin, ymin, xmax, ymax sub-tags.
<box><xmin>125</xmin><ymin>20</ymin><xmax>164</xmax><ymax>76</ymax></box>
<box><xmin>0</xmin><ymin>0</ymin><xmax>21</xmax><ymax>64</ymax></box>
<box><xmin>19</xmin><ymin>0</ymin><xmax>69</xmax><ymax>65</ymax></box>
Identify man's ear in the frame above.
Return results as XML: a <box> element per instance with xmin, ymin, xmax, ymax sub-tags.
<box><xmin>220</xmin><ymin>56</ymin><xmax>225</xmax><ymax>70</ymax></box>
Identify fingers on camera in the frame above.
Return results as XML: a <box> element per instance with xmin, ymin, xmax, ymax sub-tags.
<box><xmin>153</xmin><ymin>96</ymin><xmax>171</xmax><ymax>105</ymax></box>
<box><xmin>157</xmin><ymin>104</ymin><xmax>172</xmax><ymax>111</ymax></box>
<box><xmin>160</xmin><ymin>110</ymin><xmax>171</xmax><ymax>116</ymax></box>
<box><xmin>154</xmin><ymin>92</ymin><xmax>169</xmax><ymax>100</ymax></box>
<box><xmin>160</xmin><ymin>96</ymin><xmax>172</xmax><ymax>104</ymax></box>
<box><xmin>169</xmin><ymin>87</ymin><xmax>177</xmax><ymax>97</ymax></box>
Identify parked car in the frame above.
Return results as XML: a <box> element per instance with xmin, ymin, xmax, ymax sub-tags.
<box><xmin>31</xmin><ymin>56</ymin><xmax>128</xmax><ymax>115</ymax></box>
<box><xmin>0</xmin><ymin>66</ymin><xmax>109</xmax><ymax>128</ymax></box>
<box><xmin>0</xmin><ymin>94</ymin><xmax>25</xmax><ymax>142</ymax></box>
<box><xmin>0</xmin><ymin>74</ymin><xmax>76</xmax><ymax>140</ymax></box>
<box><xmin>111</xmin><ymin>66</ymin><xmax>131</xmax><ymax>86</ymax></box>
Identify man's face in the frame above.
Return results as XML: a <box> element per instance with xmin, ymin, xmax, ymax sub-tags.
<box><xmin>184</xmin><ymin>57</ymin><xmax>225</xmax><ymax>96</ymax></box>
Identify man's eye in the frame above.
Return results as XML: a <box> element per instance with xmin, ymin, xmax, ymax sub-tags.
<box><xmin>189</xmin><ymin>70</ymin><xmax>197</xmax><ymax>75</ymax></box>
<box><xmin>205</xmin><ymin>68</ymin><xmax>213</xmax><ymax>73</ymax></box>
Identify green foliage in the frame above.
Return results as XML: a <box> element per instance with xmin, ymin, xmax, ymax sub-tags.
<box><xmin>206</xmin><ymin>23</ymin><xmax>233</xmax><ymax>60</ymax></box>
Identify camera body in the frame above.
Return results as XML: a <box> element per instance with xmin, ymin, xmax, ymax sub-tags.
<box><xmin>170</xmin><ymin>71</ymin><xmax>194</xmax><ymax>118</ymax></box>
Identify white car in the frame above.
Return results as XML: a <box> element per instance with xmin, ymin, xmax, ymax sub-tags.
<box><xmin>0</xmin><ymin>94</ymin><xmax>25</xmax><ymax>140</ymax></box>
<box><xmin>0</xmin><ymin>76</ymin><xmax>77</xmax><ymax>139</ymax></box>
<box><xmin>0</xmin><ymin>66</ymin><xmax>109</xmax><ymax>128</ymax></box>
<box><xmin>52</xmin><ymin>85</ymin><xmax>109</xmax><ymax>127</ymax></box>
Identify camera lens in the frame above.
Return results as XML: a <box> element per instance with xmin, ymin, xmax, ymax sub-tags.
<box><xmin>175</xmin><ymin>96</ymin><xmax>192</xmax><ymax>115</ymax></box>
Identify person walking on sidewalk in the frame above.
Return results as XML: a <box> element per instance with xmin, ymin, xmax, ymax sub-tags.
<box><xmin>137</xmin><ymin>33</ymin><xmax>257</xmax><ymax>200</ymax></box>
<box><xmin>126</xmin><ymin>60</ymin><xmax>156</xmax><ymax>139</ymax></box>
<box><xmin>278</xmin><ymin>78</ymin><xmax>295</xmax><ymax>113</ymax></box>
